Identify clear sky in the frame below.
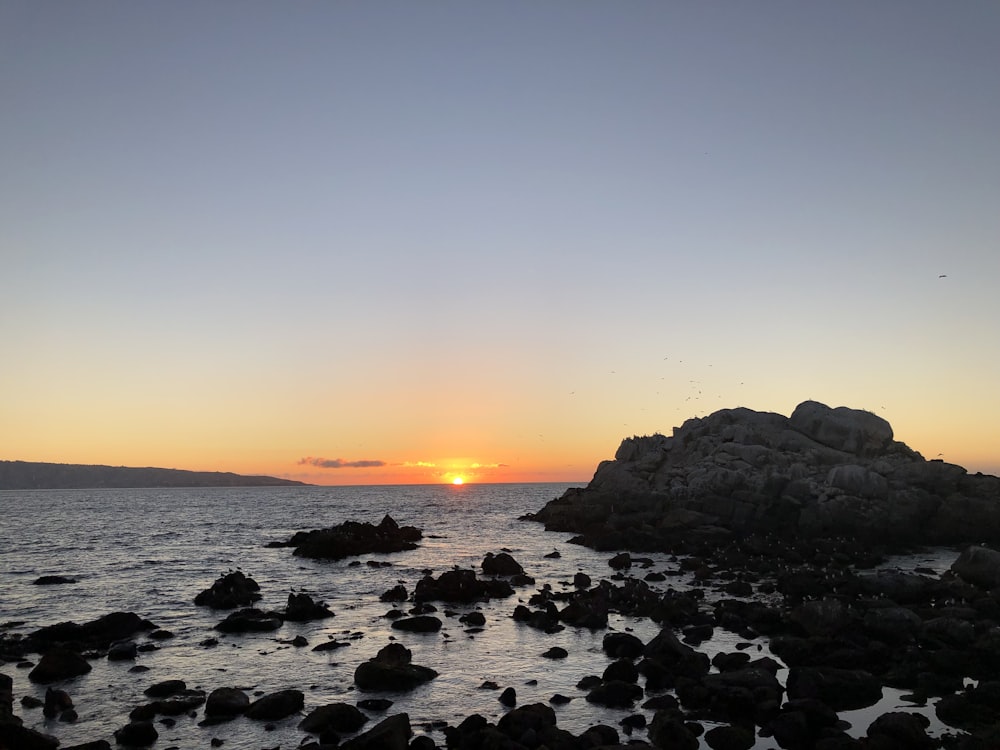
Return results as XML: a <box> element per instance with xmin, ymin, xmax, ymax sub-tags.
<box><xmin>2</xmin><ymin>1</ymin><xmax>998</xmax><ymax>485</ymax></box>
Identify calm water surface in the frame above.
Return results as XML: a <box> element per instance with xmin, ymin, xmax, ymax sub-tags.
<box><xmin>0</xmin><ymin>484</ymin><xmax>959</xmax><ymax>749</ymax></box>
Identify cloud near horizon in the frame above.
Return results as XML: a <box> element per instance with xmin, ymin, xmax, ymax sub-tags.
<box><xmin>298</xmin><ymin>457</ymin><xmax>387</xmax><ymax>469</ymax></box>
<box><xmin>471</xmin><ymin>462</ymin><xmax>509</xmax><ymax>469</ymax></box>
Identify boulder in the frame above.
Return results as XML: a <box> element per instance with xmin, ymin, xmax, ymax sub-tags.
<box><xmin>648</xmin><ymin>709</ymin><xmax>699</xmax><ymax>750</ymax></box>
<box><xmin>107</xmin><ymin>640</ymin><xmax>137</xmax><ymax>661</ymax></box>
<box><xmin>193</xmin><ymin>571</ymin><xmax>262</xmax><ymax>609</ymax></box>
<box><xmin>390</xmin><ymin>615</ymin><xmax>442</xmax><ymax>633</ymax></box>
<box><xmin>951</xmin><ymin>545</ymin><xmax>1000</xmax><ymax>589</ymax></box>
<box><xmin>866</xmin><ymin>711</ymin><xmax>934</xmax><ymax>749</ymax></box>
<box><xmin>29</xmin><ymin>647</ymin><xmax>92</xmax><ymax>684</ymax></box>
<box><xmin>603</xmin><ymin>632</ymin><xmax>645</xmax><ymax>659</ymax></box>
<box><xmin>214</xmin><ymin>608</ymin><xmax>283</xmax><ymax>633</ymax></box>
<box><xmin>0</xmin><ymin>723</ymin><xmax>60</xmax><ymax>750</ymax></box>
<box><xmin>129</xmin><ymin>689</ymin><xmax>205</xmax><ymax>720</ymax></box>
<box><xmin>643</xmin><ymin>628</ymin><xmax>710</xmax><ymax>679</ymax></box>
<box><xmin>497</xmin><ymin>703</ymin><xmax>557</xmax><ymax>739</ymax></box>
<box><xmin>789</xmin><ymin>401</ymin><xmax>893</xmax><ymax>457</ymax></box>
<box><xmin>786</xmin><ymin>666</ymin><xmax>882</xmax><ymax>711</ymax></box>
<box><xmin>586</xmin><ymin>680</ymin><xmax>644</xmax><ymax>707</ymax></box>
<box><xmin>339</xmin><ymin>712</ymin><xmax>411</xmax><ymax>750</ymax></box>
<box><xmin>354</xmin><ymin>643</ymin><xmax>438</xmax><ymax>691</ymax></box>
<box><xmin>704</xmin><ymin>724</ymin><xmax>756</xmax><ymax>750</ymax></box>
<box><xmin>143</xmin><ymin>679</ymin><xmax>186</xmax><ymax>698</ymax></box>
<box><xmin>862</xmin><ymin>606</ymin><xmax>923</xmax><ymax>643</ymax></box>
<box><xmin>245</xmin><ymin>689</ymin><xmax>304</xmax><ymax>720</ymax></box>
<box><xmin>283</xmin><ymin>591</ymin><xmax>334</xmax><ymax>621</ymax></box>
<box><xmin>482</xmin><ymin>552</ymin><xmax>524</xmax><ymax>576</ymax></box>
<box><xmin>299</xmin><ymin>702</ymin><xmax>369</xmax><ymax>734</ymax></box>
<box><xmin>204</xmin><ymin>687</ymin><xmax>250</xmax><ymax>717</ymax></box>
<box><xmin>43</xmin><ymin>687</ymin><xmax>73</xmax><ymax>718</ymax></box>
<box><xmin>113</xmin><ymin>720</ymin><xmax>157</xmax><ymax>746</ymax></box>
<box><xmin>789</xmin><ymin>598</ymin><xmax>855</xmax><ymax>637</ymax></box>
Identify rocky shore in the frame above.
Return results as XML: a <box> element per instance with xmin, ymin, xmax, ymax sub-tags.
<box><xmin>4</xmin><ymin>535</ymin><xmax>1000</xmax><ymax>749</ymax></box>
<box><xmin>2</xmin><ymin>409</ymin><xmax>1000</xmax><ymax>750</ymax></box>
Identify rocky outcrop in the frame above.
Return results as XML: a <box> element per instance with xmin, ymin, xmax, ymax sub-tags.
<box><xmin>531</xmin><ymin>401</ymin><xmax>1000</xmax><ymax>548</ymax></box>
<box><xmin>267</xmin><ymin>515</ymin><xmax>422</xmax><ymax>560</ymax></box>
<box><xmin>28</xmin><ymin>612</ymin><xmax>157</xmax><ymax>653</ymax></box>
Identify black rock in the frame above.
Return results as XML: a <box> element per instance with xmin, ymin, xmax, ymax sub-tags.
<box><xmin>299</xmin><ymin>702</ymin><xmax>369</xmax><ymax>734</ymax></box>
<box><xmin>586</xmin><ymin>680</ymin><xmax>644</xmax><ymax>708</ymax></box>
<box><xmin>271</xmin><ymin>515</ymin><xmax>422</xmax><ymax>560</ymax></box>
<box><xmin>28</xmin><ymin>647</ymin><xmax>92</xmax><ymax>684</ymax></box>
<box><xmin>194</xmin><ymin>571</ymin><xmax>262</xmax><ymax>609</ymax></box>
<box><xmin>245</xmin><ymin>689</ymin><xmax>305</xmax><ymax>721</ymax></box>
<box><xmin>390</xmin><ymin>615</ymin><xmax>442</xmax><ymax>633</ymax></box>
<box><xmin>354</xmin><ymin>643</ymin><xmax>438</xmax><ymax>691</ymax></box>
<box><xmin>283</xmin><ymin>591</ymin><xmax>334</xmax><ymax>621</ymax></box>
<box><xmin>143</xmin><ymin>679</ymin><xmax>186</xmax><ymax>698</ymax></box>
<box><xmin>482</xmin><ymin>552</ymin><xmax>525</xmax><ymax>577</ymax></box>
<box><xmin>214</xmin><ymin>608</ymin><xmax>283</xmax><ymax>633</ymax></box>
<box><xmin>338</xmin><ymin>712</ymin><xmax>411</xmax><ymax>750</ymax></box>
<box><xmin>113</xmin><ymin>720</ymin><xmax>158</xmax><ymax>747</ymax></box>
<box><xmin>205</xmin><ymin>687</ymin><xmax>250</xmax><ymax>717</ymax></box>
<box><xmin>32</xmin><ymin>575</ymin><xmax>77</xmax><ymax>586</ymax></box>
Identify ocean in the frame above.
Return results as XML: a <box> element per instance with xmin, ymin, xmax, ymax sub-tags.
<box><xmin>0</xmin><ymin>484</ymin><xmax>958</xmax><ymax>749</ymax></box>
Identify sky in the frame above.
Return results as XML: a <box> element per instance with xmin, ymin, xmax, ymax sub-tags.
<box><xmin>2</xmin><ymin>2</ymin><xmax>998</xmax><ymax>486</ymax></box>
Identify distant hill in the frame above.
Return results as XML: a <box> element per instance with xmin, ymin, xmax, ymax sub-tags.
<box><xmin>0</xmin><ymin>460</ymin><xmax>308</xmax><ymax>490</ymax></box>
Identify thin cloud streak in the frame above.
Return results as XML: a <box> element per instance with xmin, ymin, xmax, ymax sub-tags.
<box><xmin>298</xmin><ymin>457</ymin><xmax>386</xmax><ymax>469</ymax></box>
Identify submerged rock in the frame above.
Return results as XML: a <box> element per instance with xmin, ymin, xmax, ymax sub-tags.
<box><xmin>32</xmin><ymin>575</ymin><xmax>77</xmax><ymax>586</ymax></box>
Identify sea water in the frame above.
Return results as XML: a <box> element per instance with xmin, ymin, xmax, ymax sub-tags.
<box><xmin>0</xmin><ymin>484</ymin><xmax>960</xmax><ymax>749</ymax></box>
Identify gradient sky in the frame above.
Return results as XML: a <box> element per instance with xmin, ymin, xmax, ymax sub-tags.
<box><xmin>2</xmin><ymin>2</ymin><xmax>998</xmax><ymax>485</ymax></box>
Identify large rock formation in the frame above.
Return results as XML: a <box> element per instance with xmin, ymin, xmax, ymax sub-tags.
<box><xmin>533</xmin><ymin>401</ymin><xmax>1000</xmax><ymax>549</ymax></box>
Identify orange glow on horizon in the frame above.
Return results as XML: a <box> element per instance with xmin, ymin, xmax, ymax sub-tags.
<box><xmin>452</xmin><ymin>476</ymin><xmax>464</xmax><ymax>485</ymax></box>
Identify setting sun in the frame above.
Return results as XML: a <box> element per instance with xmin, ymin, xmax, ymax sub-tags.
<box><xmin>452</xmin><ymin>477</ymin><xmax>464</xmax><ymax>485</ymax></box>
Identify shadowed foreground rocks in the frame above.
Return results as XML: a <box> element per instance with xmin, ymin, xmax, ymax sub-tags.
<box><xmin>531</xmin><ymin>401</ymin><xmax>1000</xmax><ymax>549</ymax></box>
